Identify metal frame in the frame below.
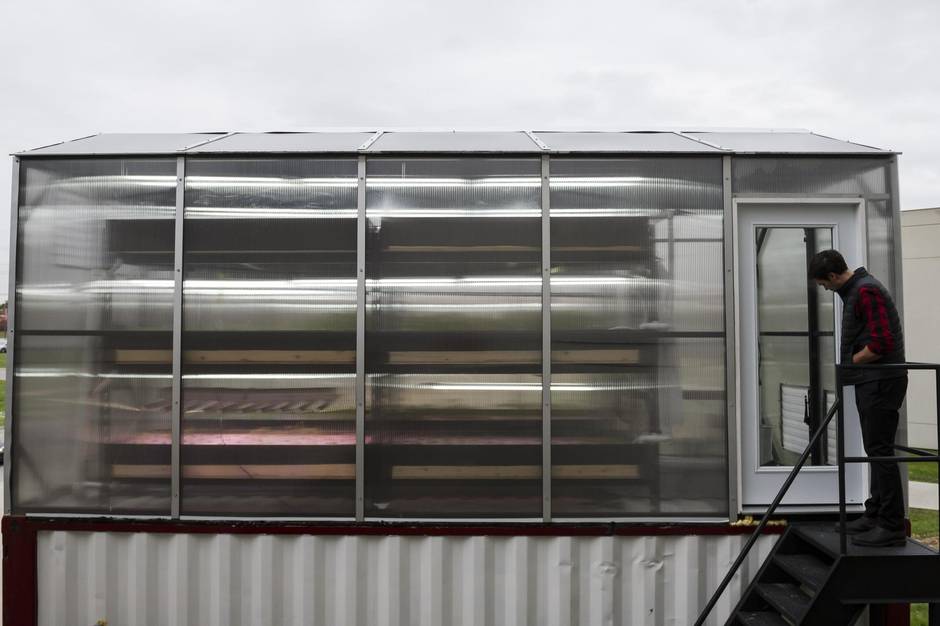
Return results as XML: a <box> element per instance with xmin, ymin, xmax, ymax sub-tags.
<box><xmin>541</xmin><ymin>155</ymin><xmax>552</xmax><ymax>522</ymax></box>
<box><xmin>4</xmin><ymin>158</ymin><xmax>20</xmax><ymax>514</ymax></box>
<box><xmin>171</xmin><ymin>157</ymin><xmax>185</xmax><ymax>518</ymax></box>
<box><xmin>887</xmin><ymin>157</ymin><xmax>910</xmax><ymax>497</ymax></box>
<box><xmin>525</xmin><ymin>131</ymin><xmax>549</xmax><ymax>151</ymax></box>
<box><xmin>357</xmin><ymin>132</ymin><xmax>383</xmax><ymax>152</ymax></box>
<box><xmin>732</xmin><ymin>196</ymin><xmax>869</xmax><ymax>508</ymax></box>
<box><xmin>5</xmin><ymin>151</ymin><xmax>827</xmax><ymax>525</ymax></box>
<box><xmin>181</xmin><ymin>132</ymin><xmax>237</xmax><ymax>152</ymax></box>
<box><xmin>355</xmin><ymin>156</ymin><xmax>366</xmax><ymax>521</ymax></box>
<box><xmin>722</xmin><ymin>155</ymin><xmax>738</xmax><ymax>516</ymax></box>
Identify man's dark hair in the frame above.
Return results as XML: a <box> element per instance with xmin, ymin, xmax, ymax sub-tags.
<box><xmin>808</xmin><ymin>249</ymin><xmax>849</xmax><ymax>279</ymax></box>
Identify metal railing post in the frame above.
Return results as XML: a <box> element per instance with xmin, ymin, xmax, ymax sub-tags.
<box><xmin>837</xmin><ymin>365</ymin><xmax>847</xmax><ymax>555</ymax></box>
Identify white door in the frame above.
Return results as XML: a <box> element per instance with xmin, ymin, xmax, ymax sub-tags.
<box><xmin>736</xmin><ymin>201</ymin><xmax>868</xmax><ymax>507</ymax></box>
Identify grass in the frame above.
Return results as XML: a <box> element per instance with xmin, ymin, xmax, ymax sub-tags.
<box><xmin>910</xmin><ymin>507</ymin><xmax>939</xmax><ymax>541</ymax></box>
<box><xmin>907</xmin><ymin>449</ymin><xmax>939</xmax><ymax>484</ymax></box>
<box><xmin>910</xmin><ymin>508</ymin><xmax>938</xmax><ymax>625</ymax></box>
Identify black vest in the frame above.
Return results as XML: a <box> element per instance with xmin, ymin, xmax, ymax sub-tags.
<box><xmin>837</xmin><ymin>267</ymin><xmax>905</xmax><ymax>384</ymax></box>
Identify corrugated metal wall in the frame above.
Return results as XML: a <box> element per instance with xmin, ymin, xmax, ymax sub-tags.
<box><xmin>37</xmin><ymin>531</ymin><xmax>779</xmax><ymax>626</ymax></box>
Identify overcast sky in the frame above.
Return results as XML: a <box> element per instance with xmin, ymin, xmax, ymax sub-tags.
<box><xmin>1</xmin><ymin>0</ymin><xmax>938</xmax><ymax>299</ymax></box>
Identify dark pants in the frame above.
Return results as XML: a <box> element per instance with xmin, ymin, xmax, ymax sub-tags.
<box><xmin>854</xmin><ymin>377</ymin><xmax>908</xmax><ymax>531</ymax></box>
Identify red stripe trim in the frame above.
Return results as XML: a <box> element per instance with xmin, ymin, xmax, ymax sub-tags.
<box><xmin>5</xmin><ymin>515</ymin><xmax>784</xmax><ymax>538</ymax></box>
<box><xmin>2</xmin><ymin>516</ymin><xmax>39</xmax><ymax>626</ymax></box>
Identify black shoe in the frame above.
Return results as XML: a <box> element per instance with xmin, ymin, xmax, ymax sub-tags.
<box><xmin>833</xmin><ymin>516</ymin><xmax>876</xmax><ymax>535</ymax></box>
<box><xmin>850</xmin><ymin>526</ymin><xmax>906</xmax><ymax>547</ymax></box>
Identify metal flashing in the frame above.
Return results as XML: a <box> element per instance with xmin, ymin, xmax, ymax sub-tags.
<box><xmin>525</xmin><ymin>131</ymin><xmax>550</xmax><ymax>151</ymax></box>
<box><xmin>357</xmin><ymin>131</ymin><xmax>383</xmax><ymax>151</ymax></box>
<box><xmin>13</xmin><ymin>130</ymin><xmax>895</xmax><ymax>156</ymax></box>
<box><xmin>182</xmin><ymin>132</ymin><xmax>238</xmax><ymax>152</ymax></box>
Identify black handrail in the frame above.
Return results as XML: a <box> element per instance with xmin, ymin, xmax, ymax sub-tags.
<box><xmin>835</xmin><ymin>362</ymin><xmax>940</xmax><ymax>555</ymax></box>
<box><xmin>696</xmin><ymin>361</ymin><xmax>940</xmax><ymax>626</ymax></box>
<box><xmin>693</xmin><ymin>398</ymin><xmax>842</xmax><ymax>626</ymax></box>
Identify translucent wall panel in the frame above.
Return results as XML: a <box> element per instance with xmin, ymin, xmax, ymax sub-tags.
<box><xmin>866</xmin><ymin>198</ymin><xmax>897</xmax><ymax>293</ymax></box>
<box><xmin>365</xmin><ymin>158</ymin><xmax>542</xmax><ymax>518</ymax></box>
<box><xmin>181</xmin><ymin>159</ymin><xmax>357</xmax><ymax>516</ymax></box>
<box><xmin>733</xmin><ymin>157</ymin><xmax>898</xmax><ymax>292</ymax></box>
<box><xmin>14</xmin><ymin>158</ymin><xmax>176</xmax><ymax>514</ymax></box>
<box><xmin>17</xmin><ymin>159</ymin><xmax>176</xmax><ymax>331</ymax></box>
<box><xmin>550</xmin><ymin>158</ymin><xmax>727</xmax><ymax>517</ymax></box>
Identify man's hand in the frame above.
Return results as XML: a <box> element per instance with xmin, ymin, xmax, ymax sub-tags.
<box><xmin>853</xmin><ymin>346</ymin><xmax>881</xmax><ymax>364</ymax></box>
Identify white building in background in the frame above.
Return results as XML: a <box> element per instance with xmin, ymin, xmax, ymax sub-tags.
<box><xmin>902</xmin><ymin>207</ymin><xmax>940</xmax><ymax>450</ymax></box>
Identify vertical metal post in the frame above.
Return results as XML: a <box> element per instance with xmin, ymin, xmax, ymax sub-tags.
<box><xmin>935</xmin><ymin>368</ymin><xmax>939</xmax><ymax>545</ymax></box>
<box><xmin>541</xmin><ymin>155</ymin><xmax>552</xmax><ymax>522</ymax></box>
<box><xmin>4</xmin><ymin>158</ymin><xmax>21</xmax><ymax>515</ymax></box>
<box><xmin>804</xmin><ymin>228</ymin><xmax>822</xmax><ymax>465</ymax></box>
<box><xmin>356</xmin><ymin>156</ymin><xmax>366</xmax><ymax>521</ymax></box>
<box><xmin>721</xmin><ymin>155</ymin><xmax>739</xmax><ymax>517</ymax></box>
<box><xmin>888</xmin><ymin>157</ymin><xmax>910</xmax><ymax>495</ymax></box>
<box><xmin>171</xmin><ymin>157</ymin><xmax>185</xmax><ymax>519</ymax></box>
<box><xmin>837</xmin><ymin>366</ymin><xmax>847</xmax><ymax>554</ymax></box>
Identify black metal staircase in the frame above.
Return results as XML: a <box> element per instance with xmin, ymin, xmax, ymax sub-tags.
<box><xmin>696</xmin><ymin>363</ymin><xmax>940</xmax><ymax>626</ymax></box>
<box><xmin>731</xmin><ymin>522</ymin><xmax>939</xmax><ymax>625</ymax></box>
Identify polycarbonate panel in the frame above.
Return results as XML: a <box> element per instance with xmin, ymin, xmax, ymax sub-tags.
<box><xmin>866</xmin><ymin>199</ymin><xmax>897</xmax><ymax>293</ymax></box>
<box><xmin>189</xmin><ymin>132</ymin><xmax>375</xmax><ymax>153</ymax></box>
<box><xmin>365</xmin><ymin>158</ymin><xmax>542</xmax><ymax>518</ymax></box>
<box><xmin>690</xmin><ymin>132</ymin><xmax>886</xmax><ymax>153</ymax></box>
<box><xmin>19</xmin><ymin>133</ymin><xmax>221</xmax><ymax>155</ymax></box>
<box><xmin>13</xmin><ymin>335</ymin><xmax>172</xmax><ymax>514</ymax></box>
<box><xmin>13</xmin><ymin>158</ymin><xmax>176</xmax><ymax>515</ymax></box>
<box><xmin>732</xmin><ymin>157</ymin><xmax>890</xmax><ymax>195</ymax></box>
<box><xmin>181</xmin><ymin>158</ymin><xmax>358</xmax><ymax>517</ymax></box>
<box><xmin>37</xmin><ymin>531</ymin><xmax>780</xmax><ymax>626</ymax></box>
<box><xmin>549</xmin><ymin>158</ymin><xmax>727</xmax><ymax>517</ymax></box>
<box><xmin>535</xmin><ymin>131</ymin><xmax>720</xmax><ymax>153</ymax></box>
<box><xmin>733</xmin><ymin>156</ymin><xmax>900</xmax><ymax>292</ymax></box>
<box><xmin>16</xmin><ymin>159</ymin><xmax>177</xmax><ymax>331</ymax></box>
<box><xmin>367</xmin><ymin>132</ymin><xmax>540</xmax><ymax>152</ymax></box>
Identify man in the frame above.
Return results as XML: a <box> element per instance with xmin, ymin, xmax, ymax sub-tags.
<box><xmin>809</xmin><ymin>249</ymin><xmax>907</xmax><ymax>548</ymax></box>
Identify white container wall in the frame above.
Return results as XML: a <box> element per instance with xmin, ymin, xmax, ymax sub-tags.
<box><xmin>37</xmin><ymin>531</ymin><xmax>779</xmax><ymax>626</ymax></box>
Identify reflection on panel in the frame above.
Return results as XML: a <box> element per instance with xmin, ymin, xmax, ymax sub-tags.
<box><xmin>13</xmin><ymin>335</ymin><xmax>172</xmax><ymax>514</ymax></box>
<box><xmin>365</xmin><ymin>158</ymin><xmax>542</xmax><ymax>518</ymax></box>
<box><xmin>16</xmin><ymin>159</ymin><xmax>177</xmax><ymax>331</ymax></box>
<box><xmin>732</xmin><ymin>158</ymin><xmax>889</xmax><ymax>196</ymax></box>
<box><xmin>14</xmin><ymin>159</ymin><xmax>176</xmax><ymax>515</ymax></box>
<box><xmin>181</xmin><ymin>159</ymin><xmax>357</xmax><ymax>517</ymax></box>
<box><xmin>866</xmin><ymin>199</ymin><xmax>897</xmax><ymax>294</ymax></box>
<box><xmin>550</xmin><ymin>158</ymin><xmax>727</xmax><ymax>517</ymax></box>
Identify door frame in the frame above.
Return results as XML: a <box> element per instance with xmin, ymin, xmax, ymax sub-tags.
<box><xmin>732</xmin><ymin>197</ymin><xmax>868</xmax><ymax>512</ymax></box>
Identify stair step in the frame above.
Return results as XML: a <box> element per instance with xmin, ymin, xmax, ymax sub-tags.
<box><xmin>773</xmin><ymin>553</ymin><xmax>830</xmax><ymax>592</ymax></box>
<box><xmin>755</xmin><ymin>583</ymin><xmax>811</xmax><ymax>623</ymax></box>
<box><xmin>736</xmin><ymin>610</ymin><xmax>791</xmax><ymax>626</ymax></box>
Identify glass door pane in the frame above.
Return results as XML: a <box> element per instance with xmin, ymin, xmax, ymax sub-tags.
<box><xmin>755</xmin><ymin>227</ymin><xmax>837</xmax><ymax>468</ymax></box>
